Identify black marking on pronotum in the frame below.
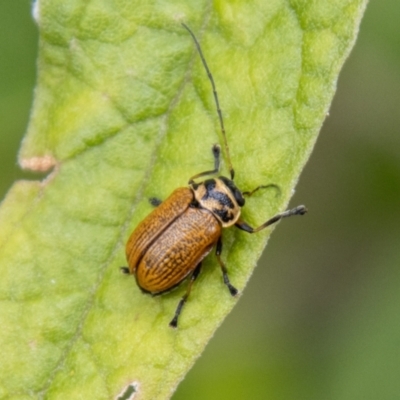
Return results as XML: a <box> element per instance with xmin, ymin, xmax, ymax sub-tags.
<box><xmin>203</xmin><ymin>179</ymin><xmax>216</xmax><ymax>193</ymax></box>
<box><xmin>202</xmin><ymin>179</ymin><xmax>235</xmax><ymax>209</ymax></box>
<box><xmin>212</xmin><ymin>206</ymin><xmax>234</xmax><ymax>223</ymax></box>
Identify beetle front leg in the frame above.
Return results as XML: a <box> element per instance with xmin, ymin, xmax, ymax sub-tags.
<box><xmin>235</xmin><ymin>205</ymin><xmax>307</xmax><ymax>233</ymax></box>
<box><xmin>169</xmin><ymin>262</ymin><xmax>203</xmax><ymax>328</ymax></box>
<box><xmin>188</xmin><ymin>144</ymin><xmax>221</xmax><ymax>185</ymax></box>
<box><xmin>216</xmin><ymin>236</ymin><xmax>238</xmax><ymax>297</ymax></box>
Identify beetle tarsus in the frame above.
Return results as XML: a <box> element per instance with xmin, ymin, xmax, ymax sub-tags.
<box><xmin>169</xmin><ymin>317</ymin><xmax>178</xmax><ymax>329</ymax></box>
<box><xmin>223</xmin><ymin>273</ymin><xmax>238</xmax><ymax>296</ymax></box>
<box><xmin>169</xmin><ymin>298</ymin><xmax>186</xmax><ymax>328</ymax></box>
<box><xmin>120</xmin><ymin>267</ymin><xmax>130</xmax><ymax>274</ymax></box>
<box><xmin>228</xmin><ymin>283</ymin><xmax>238</xmax><ymax>297</ymax></box>
<box><xmin>293</xmin><ymin>205</ymin><xmax>307</xmax><ymax>215</ymax></box>
<box><xmin>149</xmin><ymin>197</ymin><xmax>162</xmax><ymax>207</ymax></box>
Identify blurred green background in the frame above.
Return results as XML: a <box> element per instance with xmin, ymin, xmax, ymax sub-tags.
<box><xmin>1</xmin><ymin>1</ymin><xmax>399</xmax><ymax>399</ymax></box>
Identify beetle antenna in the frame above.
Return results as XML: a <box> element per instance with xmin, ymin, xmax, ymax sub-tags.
<box><xmin>182</xmin><ymin>23</ymin><xmax>235</xmax><ymax>180</ymax></box>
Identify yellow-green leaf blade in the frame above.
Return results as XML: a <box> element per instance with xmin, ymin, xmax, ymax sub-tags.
<box><xmin>0</xmin><ymin>0</ymin><xmax>367</xmax><ymax>399</ymax></box>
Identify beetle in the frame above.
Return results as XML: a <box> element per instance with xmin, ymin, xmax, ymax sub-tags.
<box><xmin>122</xmin><ymin>23</ymin><xmax>307</xmax><ymax>328</ymax></box>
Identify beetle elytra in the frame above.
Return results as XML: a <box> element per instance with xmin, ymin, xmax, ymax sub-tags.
<box><xmin>122</xmin><ymin>23</ymin><xmax>307</xmax><ymax>328</ymax></box>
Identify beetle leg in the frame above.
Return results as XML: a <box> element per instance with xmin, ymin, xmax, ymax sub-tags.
<box><xmin>235</xmin><ymin>205</ymin><xmax>307</xmax><ymax>233</ymax></box>
<box><xmin>149</xmin><ymin>197</ymin><xmax>162</xmax><ymax>207</ymax></box>
<box><xmin>188</xmin><ymin>144</ymin><xmax>221</xmax><ymax>185</ymax></box>
<box><xmin>215</xmin><ymin>236</ymin><xmax>238</xmax><ymax>297</ymax></box>
<box><xmin>169</xmin><ymin>262</ymin><xmax>203</xmax><ymax>328</ymax></box>
<box><xmin>120</xmin><ymin>267</ymin><xmax>130</xmax><ymax>274</ymax></box>
<box><xmin>242</xmin><ymin>184</ymin><xmax>281</xmax><ymax>197</ymax></box>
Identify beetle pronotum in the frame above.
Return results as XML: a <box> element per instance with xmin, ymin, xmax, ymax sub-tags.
<box><xmin>122</xmin><ymin>23</ymin><xmax>307</xmax><ymax>328</ymax></box>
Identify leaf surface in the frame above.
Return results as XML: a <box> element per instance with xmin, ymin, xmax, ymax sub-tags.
<box><xmin>0</xmin><ymin>0</ymin><xmax>367</xmax><ymax>398</ymax></box>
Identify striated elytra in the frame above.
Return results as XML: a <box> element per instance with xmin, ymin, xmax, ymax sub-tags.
<box><xmin>122</xmin><ymin>24</ymin><xmax>307</xmax><ymax>328</ymax></box>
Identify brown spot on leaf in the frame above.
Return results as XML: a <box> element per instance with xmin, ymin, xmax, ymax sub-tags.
<box><xmin>20</xmin><ymin>155</ymin><xmax>57</xmax><ymax>172</ymax></box>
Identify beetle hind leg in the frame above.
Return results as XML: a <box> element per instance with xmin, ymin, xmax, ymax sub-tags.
<box><xmin>169</xmin><ymin>262</ymin><xmax>203</xmax><ymax>328</ymax></box>
<box><xmin>216</xmin><ymin>236</ymin><xmax>238</xmax><ymax>297</ymax></box>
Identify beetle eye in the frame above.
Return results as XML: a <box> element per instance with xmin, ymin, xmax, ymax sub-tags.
<box><xmin>235</xmin><ymin>190</ymin><xmax>245</xmax><ymax>207</ymax></box>
<box><xmin>218</xmin><ymin>176</ymin><xmax>245</xmax><ymax>207</ymax></box>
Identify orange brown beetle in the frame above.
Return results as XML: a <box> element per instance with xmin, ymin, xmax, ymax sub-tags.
<box><xmin>122</xmin><ymin>24</ymin><xmax>307</xmax><ymax>328</ymax></box>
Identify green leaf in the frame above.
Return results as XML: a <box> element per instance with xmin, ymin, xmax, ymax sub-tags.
<box><xmin>0</xmin><ymin>0</ymin><xmax>367</xmax><ymax>399</ymax></box>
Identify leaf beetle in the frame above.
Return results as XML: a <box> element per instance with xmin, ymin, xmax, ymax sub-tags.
<box><xmin>122</xmin><ymin>23</ymin><xmax>307</xmax><ymax>328</ymax></box>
